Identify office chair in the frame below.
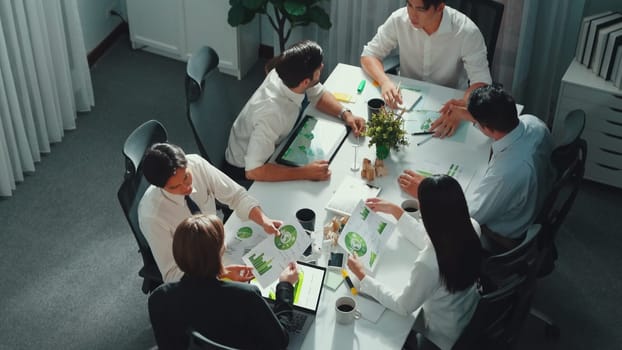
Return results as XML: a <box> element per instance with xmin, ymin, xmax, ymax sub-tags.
<box><xmin>188</xmin><ymin>330</ymin><xmax>240</xmax><ymax>350</ymax></box>
<box><xmin>117</xmin><ymin>120</ymin><xmax>166</xmax><ymax>294</ymax></box>
<box><xmin>452</xmin><ymin>276</ymin><xmax>526</xmax><ymax>350</ymax></box>
<box><xmin>185</xmin><ymin>46</ymin><xmax>238</xmax><ymax>172</ymax></box>
<box><xmin>530</xmin><ymin>109</ymin><xmax>587</xmax><ymax>337</ymax></box>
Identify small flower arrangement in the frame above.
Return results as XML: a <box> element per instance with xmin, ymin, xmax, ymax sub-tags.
<box><xmin>363</xmin><ymin>107</ymin><xmax>409</xmax><ymax>153</ymax></box>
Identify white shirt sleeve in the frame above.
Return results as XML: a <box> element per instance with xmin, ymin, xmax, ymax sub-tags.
<box><xmin>461</xmin><ymin>28</ymin><xmax>492</xmax><ymax>85</ymax></box>
<box><xmin>194</xmin><ymin>156</ymin><xmax>260</xmax><ymax>220</ymax></box>
<box><xmin>138</xmin><ymin>211</ymin><xmax>185</xmax><ymax>283</ymax></box>
<box><xmin>360</xmin><ymin>251</ymin><xmax>439</xmax><ymax>316</ymax></box>
<box><xmin>243</xmin><ymin>105</ymin><xmax>288</xmax><ymax>171</ymax></box>
<box><xmin>361</xmin><ymin>11</ymin><xmax>400</xmax><ymax>60</ymax></box>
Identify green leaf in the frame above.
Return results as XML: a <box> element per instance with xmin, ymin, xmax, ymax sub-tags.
<box><xmin>284</xmin><ymin>1</ymin><xmax>307</xmax><ymax>16</ymax></box>
<box><xmin>242</xmin><ymin>0</ymin><xmax>267</xmax><ymax>10</ymax></box>
<box><xmin>228</xmin><ymin>4</ymin><xmax>256</xmax><ymax>26</ymax></box>
<box><xmin>308</xmin><ymin>6</ymin><xmax>331</xmax><ymax>29</ymax></box>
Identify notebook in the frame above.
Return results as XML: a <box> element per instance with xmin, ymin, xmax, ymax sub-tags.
<box><xmin>250</xmin><ymin>261</ymin><xmax>327</xmax><ymax>349</ymax></box>
<box><xmin>325</xmin><ymin>176</ymin><xmax>381</xmax><ymax>216</ymax></box>
<box><xmin>397</xmin><ymin>88</ymin><xmax>423</xmax><ymax>111</ymax></box>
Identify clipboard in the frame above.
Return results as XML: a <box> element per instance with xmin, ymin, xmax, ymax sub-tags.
<box><xmin>275</xmin><ymin>115</ymin><xmax>350</xmax><ymax>167</ymax></box>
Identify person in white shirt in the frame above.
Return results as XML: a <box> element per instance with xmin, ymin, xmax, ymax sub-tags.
<box><xmin>361</xmin><ymin>0</ymin><xmax>492</xmax><ymax>137</ymax></box>
<box><xmin>138</xmin><ymin>142</ymin><xmax>282</xmax><ymax>283</ymax></box>
<box><xmin>347</xmin><ymin>175</ymin><xmax>482</xmax><ymax>350</ymax></box>
<box><xmin>398</xmin><ymin>85</ymin><xmax>553</xmax><ymax>250</ymax></box>
<box><xmin>225</xmin><ymin>40</ymin><xmax>366</xmax><ymax>182</ymax></box>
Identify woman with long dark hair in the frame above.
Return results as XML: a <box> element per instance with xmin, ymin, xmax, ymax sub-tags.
<box><xmin>347</xmin><ymin>175</ymin><xmax>482</xmax><ymax>350</ymax></box>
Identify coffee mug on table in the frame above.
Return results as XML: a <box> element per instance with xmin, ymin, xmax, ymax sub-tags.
<box><xmin>335</xmin><ymin>296</ymin><xmax>362</xmax><ymax>324</ymax></box>
<box><xmin>367</xmin><ymin>98</ymin><xmax>385</xmax><ymax>119</ymax></box>
<box><xmin>296</xmin><ymin>208</ymin><xmax>316</xmax><ymax>232</ymax></box>
<box><xmin>401</xmin><ymin>199</ymin><xmax>421</xmax><ymax>219</ymax></box>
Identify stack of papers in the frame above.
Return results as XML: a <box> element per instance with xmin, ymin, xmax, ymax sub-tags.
<box><xmin>325</xmin><ymin>177</ymin><xmax>381</xmax><ymax>216</ymax></box>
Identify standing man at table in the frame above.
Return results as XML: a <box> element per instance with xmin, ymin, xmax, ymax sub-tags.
<box><xmin>225</xmin><ymin>40</ymin><xmax>366</xmax><ymax>182</ymax></box>
<box><xmin>138</xmin><ymin>142</ymin><xmax>282</xmax><ymax>283</ymax></box>
<box><xmin>360</xmin><ymin>0</ymin><xmax>492</xmax><ymax>137</ymax></box>
<box><xmin>398</xmin><ymin>86</ymin><xmax>553</xmax><ymax>250</ymax></box>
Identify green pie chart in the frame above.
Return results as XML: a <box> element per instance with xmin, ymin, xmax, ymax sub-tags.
<box><xmin>275</xmin><ymin>225</ymin><xmax>298</xmax><ymax>250</ymax></box>
<box><xmin>236</xmin><ymin>227</ymin><xmax>253</xmax><ymax>239</ymax></box>
<box><xmin>344</xmin><ymin>231</ymin><xmax>367</xmax><ymax>257</ymax></box>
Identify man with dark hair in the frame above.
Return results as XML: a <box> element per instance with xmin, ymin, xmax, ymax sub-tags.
<box><xmin>139</xmin><ymin>142</ymin><xmax>281</xmax><ymax>283</ymax></box>
<box><xmin>225</xmin><ymin>40</ymin><xmax>366</xmax><ymax>182</ymax></box>
<box><xmin>398</xmin><ymin>86</ymin><xmax>553</xmax><ymax>249</ymax></box>
<box><xmin>361</xmin><ymin>0</ymin><xmax>492</xmax><ymax>137</ymax></box>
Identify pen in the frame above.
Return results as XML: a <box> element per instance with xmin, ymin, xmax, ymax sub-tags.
<box><xmin>341</xmin><ymin>269</ymin><xmax>358</xmax><ymax>295</ymax></box>
<box><xmin>416</xmin><ymin>134</ymin><xmax>434</xmax><ymax>146</ymax></box>
<box><xmin>411</xmin><ymin>131</ymin><xmax>434</xmax><ymax>136</ymax></box>
<box><xmin>357</xmin><ymin>80</ymin><xmax>366</xmax><ymax>94</ymax></box>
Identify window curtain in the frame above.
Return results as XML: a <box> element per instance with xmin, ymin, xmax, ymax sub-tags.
<box><xmin>491</xmin><ymin>0</ymin><xmax>523</xmax><ymax>90</ymax></box>
<box><xmin>511</xmin><ymin>0</ymin><xmax>585</xmax><ymax>125</ymax></box>
<box><xmin>0</xmin><ymin>0</ymin><xmax>93</xmax><ymax>197</ymax></box>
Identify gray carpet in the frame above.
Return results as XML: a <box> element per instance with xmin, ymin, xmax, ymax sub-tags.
<box><xmin>0</xmin><ymin>34</ymin><xmax>620</xmax><ymax>349</ymax></box>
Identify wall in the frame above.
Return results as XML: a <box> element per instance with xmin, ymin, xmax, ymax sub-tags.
<box><xmin>77</xmin><ymin>0</ymin><xmax>126</xmax><ymax>53</ymax></box>
<box><xmin>583</xmin><ymin>0</ymin><xmax>622</xmax><ymax>16</ymax></box>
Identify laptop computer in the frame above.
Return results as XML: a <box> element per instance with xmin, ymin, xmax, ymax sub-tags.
<box><xmin>250</xmin><ymin>261</ymin><xmax>327</xmax><ymax>349</ymax></box>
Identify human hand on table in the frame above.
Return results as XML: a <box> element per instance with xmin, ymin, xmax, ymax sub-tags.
<box><xmin>302</xmin><ymin>160</ymin><xmax>331</xmax><ymax>181</ymax></box>
<box><xmin>398</xmin><ymin>170</ymin><xmax>425</xmax><ymax>198</ymax></box>
<box><xmin>346</xmin><ymin>253</ymin><xmax>366</xmax><ymax>281</ymax></box>
<box><xmin>221</xmin><ymin>264</ymin><xmax>254</xmax><ymax>282</ymax></box>
<box><xmin>278</xmin><ymin>262</ymin><xmax>299</xmax><ymax>286</ymax></box>
<box><xmin>431</xmin><ymin>99</ymin><xmax>472</xmax><ymax>138</ymax></box>
<box><xmin>344</xmin><ymin>113</ymin><xmax>366</xmax><ymax>136</ymax></box>
<box><xmin>380</xmin><ymin>80</ymin><xmax>402</xmax><ymax>109</ymax></box>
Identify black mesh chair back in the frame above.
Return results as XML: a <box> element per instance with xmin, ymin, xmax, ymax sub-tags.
<box><xmin>188</xmin><ymin>330</ymin><xmax>240</xmax><ymax>350</ymax></box>
<box><xmin>185</xmin><ymin>46</ymin><xmax>236</xmax><ymax>171</ymax></box>
<box><xmin>452</xmin><ymin>276</ymin><xmax>525</xmax><ymax>350</ymax></box>
<box><xmin>117</xmin><ymin>120</ymin><xmax>166</xmax><ymax>294</ymax></box>
<box><xmin>445</xmin><ymin>0</ymin><xmax>504</xmax><ymax>66</ymax></box>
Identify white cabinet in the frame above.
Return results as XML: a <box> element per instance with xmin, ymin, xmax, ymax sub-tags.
<box><xmin>127</xmin><ymin>0</ymin><xmax>260</xmax><ymax>79</ymax></box>
<box><xmin>553</xmin><ymin>60</ymin><xmax>622</xmax><ymax>188</ymax></box>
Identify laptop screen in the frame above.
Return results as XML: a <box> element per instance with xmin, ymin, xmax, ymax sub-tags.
<box><xmin>250</xmin><ymin>261</ymin><xmax>326</xmax><ymax>313</ymax></box>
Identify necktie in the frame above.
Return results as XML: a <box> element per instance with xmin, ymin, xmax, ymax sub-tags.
<box><xmin>184</xmin><ymin>195</ymin><xmax>202</xmax><ymax>215</ymax></box>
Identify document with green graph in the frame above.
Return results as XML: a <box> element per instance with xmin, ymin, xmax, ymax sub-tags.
<box><xmin>337</xmin><ymin>200</ymin><xmax>396</xmax><ymax>272</ymax></box>
<box><xmin>242</xmin><ymin>221</ymin><xmax>312</xmax><ymax>288</ymax></box>
<box><xmin>412</xmin><ymin>157</ymin><xmax>476</xmax><ymax>191</ymax></box>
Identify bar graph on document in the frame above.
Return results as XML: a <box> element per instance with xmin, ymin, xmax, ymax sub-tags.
<box><xmin>242</xmin><ymin>221</ymin><xmax>312</xmax><ymax>288</ymax></box>
<box><xmin>414</xmin><ymin>158</ymin><xmax>476</xmax><ymax>191</ymax></box>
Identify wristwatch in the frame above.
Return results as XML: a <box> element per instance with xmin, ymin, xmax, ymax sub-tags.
<box><xmin>338</xmin><ymin>107</ymin><xmax>351</xmax><ymax>120</ymax></box>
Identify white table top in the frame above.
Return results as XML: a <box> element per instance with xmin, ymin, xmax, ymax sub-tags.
<box><xmin>224</xmin><ymin>64</ymin><xmax>495</xmax><ymax>349</ymax></box>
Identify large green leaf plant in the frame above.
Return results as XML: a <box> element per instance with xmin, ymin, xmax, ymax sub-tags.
<box><xmin>228</xmin><ymin>0</ymin><xmax>331</xmax><ymax>52</ymax></box>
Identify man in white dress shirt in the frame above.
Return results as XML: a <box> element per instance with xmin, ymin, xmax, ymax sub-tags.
<box><xmin>138</xmin><ymin>143</ymin><xmax>282</xmax><ymax>283</ymax></box>
<box><xmin>225</xmin><ymin>40</ymin><xmax>366</xmax><ymax>182</ymax></box>
<box><xmin>361</xmin><ymin>0</ymin><xmax>492</xmax><ymax>137</ymax></box>
<box><xmin>398</xmin><ymin>85</ymin><xmax>554</xmax><ymax>250</ymax></box>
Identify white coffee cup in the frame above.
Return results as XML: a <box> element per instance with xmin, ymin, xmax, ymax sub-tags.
<box><xmin>401</xmin><ymin>199</ymin><xmax>421</xmax><ymax>218</ymax></box>
<box><xmin>335</xmin><ymin>296</ymin><xmax>362</xmax><ymax>324</ymax></box>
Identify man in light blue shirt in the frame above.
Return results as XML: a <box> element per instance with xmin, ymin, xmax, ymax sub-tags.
<box><xmin>399</xmin><ymin>85</ymin><xmax>553</xmax><ymax>250</ymax></box>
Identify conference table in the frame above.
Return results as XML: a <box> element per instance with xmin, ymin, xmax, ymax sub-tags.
<box><xmin>223</xmin><ymin>63</ymin><xmax>495</xmax><ymax>349</ymax></box>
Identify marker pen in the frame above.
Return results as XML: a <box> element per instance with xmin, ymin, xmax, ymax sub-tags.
<box><xmin>357</xmin><ymin>80</ymin><xmax>366</xmax><ymax>94</ymax></box>
<box><xmin>341</xmin><ymin>269</ymin><xmax>358</xmax><ymax>295</ymax></box>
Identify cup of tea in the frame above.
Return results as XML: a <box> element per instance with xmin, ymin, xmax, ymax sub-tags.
<box><xmin>335</xmin><ymin>296</ymin><xmax>362</xmax><ymax>324</ymax></box>
<box><xmin>401</xmin><ymin>199</ymin><xmax>421</xmax><ymax>219</ymax></box>
<box><xmin>296</xmin><ymin>208</ymin><xmax>316</xmax><ymax>232</ymax></box>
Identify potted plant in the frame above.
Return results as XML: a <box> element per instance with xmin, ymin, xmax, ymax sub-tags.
<box><xmin>227</xmin><ymin>0</ymin><xmax>331</xmax><ymax>53</ymax></box>
<box><xmin>363</xmin><ymin>107</ymin><xmax>409</xmax><ymax>160</ymax></box>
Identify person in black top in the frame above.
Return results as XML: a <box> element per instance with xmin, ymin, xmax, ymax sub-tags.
<box><xmin>148</xmin><ymin>214</ymin><xmax>298</xmax><ymax>350</ymax></box>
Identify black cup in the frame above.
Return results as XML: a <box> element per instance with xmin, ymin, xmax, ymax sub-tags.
<box><xmin>367</xmin><ymin>98</ymin><xmax>385</xmax><ymax>119</ymax></box>
<box><xmin>296</xmin><ymin>208</ymin><xmax>316</xmax><ymax>232</ymax></box>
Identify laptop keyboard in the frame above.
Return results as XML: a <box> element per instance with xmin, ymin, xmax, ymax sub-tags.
<box><xmin>289</xmin><ymin>312</ymin><xmax>308</xmax><ymax>333</ymax></box>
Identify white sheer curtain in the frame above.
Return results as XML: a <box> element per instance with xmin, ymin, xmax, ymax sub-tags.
<box><xmin>491</xmin><ymin>0</ymin><xmax>523</xmax><ymax>90</ymax></box>
<box><xmin>304</xmin><ymin>0</ymin><xmax>403</xmax><ymax>77</ymax></box>
<box><xmin>511</xmin><ymin>0</ymin><xmax>585</xmax><ymax>124</ymax></box>
<box><xmin>0</xmin><ymin>0</ymin><xmax>93</xmax><ymax>197</ymax></box>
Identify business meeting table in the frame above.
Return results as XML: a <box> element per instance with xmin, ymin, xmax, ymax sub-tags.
<box><xmin>223</xmin><ymin>63</ymin><xmax>502</xmax><ymax>349</ymax></box>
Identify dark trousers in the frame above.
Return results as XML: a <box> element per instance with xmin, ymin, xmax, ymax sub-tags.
<box><xmin>222</xmin><ymin>161</ymin><xmax>253</xmax><ymax>190</ymax></box>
